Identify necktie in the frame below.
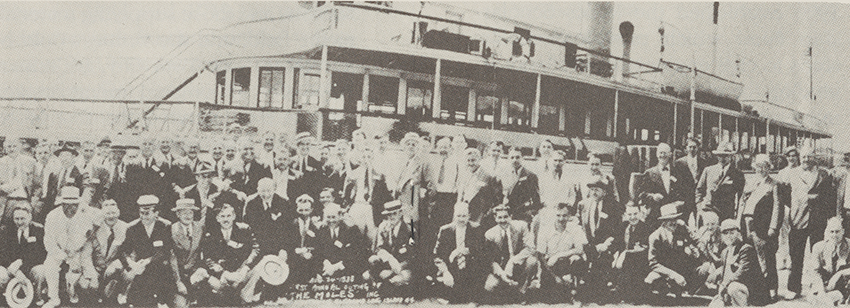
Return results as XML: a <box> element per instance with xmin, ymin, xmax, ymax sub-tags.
<box><xmin>300</xmin><ymin>220</ymin><xmax>307</xmax><ymax>247</ymax></box>
<box><xmin>625</xmin><ymin>225</ymin><xmax>633</xmax><ymax>249</ymax></box>
<box><xmin>18</xmin><ymin>229</ymin><xmax>23</xmax><ymax>244</ymax></box>
<box><xmin>502</xmin><ymin>228</ymin><xmax>512</xmax><ymax>257</ymax></box>
<box><xmin>438</xmin><ymin>158</ymin><xmax>446</xmax><ymax>184</ymax></box>
<box><xmin>106</xmin><ymin>228</ymin><xmax>115</xmax><ymax>253</ymax></box>
<box><xmin>186</xmin><ymin>225</ymin><xmax>193</xmax><ymax>246</ymax></box>
<box><xmin>331</xmin><ymin>228</ymin><xmax>337</xmax><ymax>241</ymax></box>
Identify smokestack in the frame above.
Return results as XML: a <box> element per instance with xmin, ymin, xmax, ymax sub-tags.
<box><xmin>619</xmin><ymin>21</ymin><xmax>634</xmax><ymax>78</ymax></box>
<box><xmin>587</xmin><ymin>2</ymin><xmax>614</xmax><ymax>55</ymax></box>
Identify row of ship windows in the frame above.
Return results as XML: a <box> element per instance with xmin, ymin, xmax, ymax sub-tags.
<box><xmin>215</xmin><ymin>67</ymin><xmax>616</xmax><ymax>139</ymax></box>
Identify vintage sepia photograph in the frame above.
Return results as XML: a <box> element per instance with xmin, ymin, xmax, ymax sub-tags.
<box><xmin>0</xmin><ymin>1</ymin><xmax>849</xmax><ymax>307</ymax></box>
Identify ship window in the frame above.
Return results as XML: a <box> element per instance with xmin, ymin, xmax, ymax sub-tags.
<box><xmin>440</xmin><ymin>85</ymin><xmax>467</xmax><ymax>122</ymax></box>
<box><xmin>330</xmin><ymin>72</ymin><xmax>362</xmax><ymax>112</ymax></box>
<box><xmin>297</xmin><ymin>73</ymin><xmax>321</xmax><ymax>109</ymax></box>
<box><xmin>476</xmin><ymin>94</ymin><xmax>499</xmax><ymax>126</ymax></box>
<box><xmin>216</xmin><ymin>71</ymin><xmax>226</xmax><ymax>105</ymax></box>
<box><xmin>406</xmin><ymin>81</ymin><xmax>433</xmax><ymax>118</ymax></box>
<box><xmin>507</xmin><ymin>100</ymin><xmax>531</xmax><ymax>127</ymax></box>
<box><xmin>365</xmin><ymin>75</ymin><xmax>398</xmax><ymax>114</ymax></box>
<box><xmin>539</xmin><ymin>104</ymin><xmax>559</xmax><ymax>133</ymax></box>
<box><xmin>230</xmin><ymin>68</ymin><xmax>251</xmax><ymax>107</ymax></box>
<box><xmin>258</xmin><ymin>68</ymin><xmax>285</xmax><ymax>108</ymax></box>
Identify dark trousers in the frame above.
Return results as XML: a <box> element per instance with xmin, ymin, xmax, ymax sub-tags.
<box><xmin>788</xmin><ymin>227</ymin><xmax>811</xmax><ymax>293</ymax></box>
<box><xmin>128</xmin><ymin>264</ymin><xmax>174</xmax><ymax>306</ymax></box>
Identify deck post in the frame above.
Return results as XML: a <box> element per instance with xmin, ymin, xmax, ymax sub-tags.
<box><xmin>531</xmin><ymin>74</ymin><xmax>541</xmax><ymax>128</ymax></box>
<box><xmin>613</xmin><ymin>90</ymin><xmax>619</xmax><ymax>139</ymax></box>
<box><xmin>432</xmin><ymin>59</ymin><xmax>442</xmax><ymax>119</ymax></box>
<box><xmin>320</xmin><ymin>45</ymin><xmax>329</xmax><ymax>108</ymax></box>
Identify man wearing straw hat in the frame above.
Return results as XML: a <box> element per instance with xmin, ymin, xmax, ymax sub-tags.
<box><xmin>42</xmin><ymin>186</ymin><xmax>100</xmax><ymax>308</ymax></box>
<box><xmin>170</xmin><ymin>199</ymin><xmax>206</xmax><ymax>308</ymax></box>
<box><xmin>369</xmin><ymin>200</ymin><xmax>414</xmax><ymax>289</ymax></box>
<box><xmin>645</xmin><ymin>201</ymin><xmax>702</xmax><ymax>296</ymax></box>
<box><xmin>696</xmin><ymin>142</ymin><xmax>745</xmax><ymax>221</ymax></box>
<box><xmin>0</xmin><ymin>205</ymin><xmax>46</xmax><ymax>306</ymax></box>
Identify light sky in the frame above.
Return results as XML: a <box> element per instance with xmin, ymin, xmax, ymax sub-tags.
<box><xmin>1</xmin><ymin>2</ymin><xmax>848</xmax><ymax>150</ymax></box>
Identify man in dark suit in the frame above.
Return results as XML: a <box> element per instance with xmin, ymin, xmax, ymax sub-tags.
<box><xmin>577</xmin><ymin>179</ymin><xmax>619</xmax><ymax>296</ymax></box>
<box><xmin>433</xmin><ymin>203</ymin><xmax>483</xmax><ymax>303</ymax></box>
<box><xmin>134</xmin><ymin>135</ymin><xmax>174</xmax><ymax>214</ymax></box>
<box><xmin>0</xmin><ymin>205</ymin><xmax>47</xmax><ymax>305</ymax></box>
<box><xmin>284</xmin><ymin>194</ymin><xmax>320</xmax><ymax>284</ymax></box>
<box><xmin>611</xmin><ymin>203</ymin><xmax>651</xmax><ymax>303</ymax></box>
<box><xmin>638</xmin><ymin>143</ymin><xmax>692</xmax><ymax>228</ymax></box>
<box><xmin>243</xmin><ymin>178</ymin><xmax>289</xmax><ymax>257</ymax></box>
<box><xmin>502</xmin><ymin>147</ymin><xmax>540</xmax><ymax>223</ymax></box>
<box><xmin>42</xmin><ymin>144</ymin><xmax>84</xmax><ymax>219</ymax></box>
<box><xmin>316</xmin><ymin>203</ymin><xmax>368</xmax><ymax>278</ymax></box>
<box><xmin>92</xmin><ymin>200</ymin><xmax>129</xmax><ymax>304</ymax></box>
<box><xmin>711</xmin><ymin>219</ymin><xmax>769</xmax><ymax>306</ymax></box>
<box><xmin>199</xmin><ymin>203</ymin><xmax>259</xmax><ymax>305</ymax></box>
<box><xmin>675</xmin><ymin>138</ymin><xmax>706</xmax><ymax>184</ymax></box>
<box><xmin>290</xmin><ymin>132</ymin><xmax>324</xmax><ymax>200</ymax></box>
<box><xmin>457</xmin><ymin>148</ymin><xmax>503</xmax><ymax>228</ymax></box>
<box><xmin>120</xmin><ymin>195</ymin><xmax>175</xmax><ymax>307</ymax></box>
<box><xmin>696</xmin><ymin>142</ymin><xmax>745</xmax><ymax>221</ymax></box>
<box><xmin>230</xmin><ymin>137</ymin><xmax>272</xmax><ymax>197</ymax></box>
<box><xmin>169</xmin><ymin>199</ymin><xmax>206</xmax><ymax>308</ymax></box>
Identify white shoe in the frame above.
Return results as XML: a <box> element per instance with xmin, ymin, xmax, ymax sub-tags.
<box><xmin>117</xmin><ymin>293</ymin><xmax>128</xmax><ymax>305</ymax></box>
<box><xmin>42</xmin><ymin>298</ymin><xmax>60</xmax><ymax>308</ymax></box>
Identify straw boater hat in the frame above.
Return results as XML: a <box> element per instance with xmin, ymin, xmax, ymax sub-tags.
<box><xmin>295</xmin><ymin>132</ymin><xmax>313</xmax><ymax>145</ymax></box>
<box><xmin>56</xmin><ymin>187</ymin><xmax>81</xmax><ymax>205</ymax></box>
<box><xmin>401</xmin><ymin>132</ymin><xmax>419</xmax><ymax>145</ymax></box>
<box><xmin>382</xmin><ymin>200</ymin><xmax>403</xmax><ymax>215</ymax></box>
<box><xmin>171</xmin><ymin>198</ymin><xmax>199</xmax><ymax>212</ymax></box>
<box><xmin>712</xmin><ymin>142</ymin><xmax>736</xmax><ymax>156</ymax></box>
<box><xmin>719</xmin><ymin>219</ymin><xmax>740</xmax><ymax>232</ymax></box>
<box><xmin>4</xmin><ymin>276</ymin><xmax>33</xmax><ymax>308</ymax></box>
<box><xmin>658</xmin><ymin>201</ymin><xmax>684</xmax><ymax>220</ymax></box>
<box><xmin>193</xmin><ymin>160</ymin><xmax>216</xmax><ymax>175</ymax></box>
<box><xmin>53</xmin><ymin>144</ymin><xmax>78</xmax><ymax>156</ymax></box>
<box><xmin>256</xmin><ymin>255</ymin><xmax>289</xmax><ymax>286</ymax></box>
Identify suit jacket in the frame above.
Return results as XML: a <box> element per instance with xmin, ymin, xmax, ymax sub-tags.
<box><xmin>231</xmin><ymin>160</ymin><xmax>272</xmax><ymax>196</ymax></box>
<box><xmin>611</xmin><ymin>221</ymin><xmax>651</xmax><ymax>253</ymax></box>
<box><xmin>457</xmin><ymin>168</ymin><xmax>503</xmax><ymax>224</ymax></box>
<box><xmin>811</xmin><ymin>237</ymin><xmax>850</xmax><ymax>281</ymax></box>
<box><xmin>43</xmin><ymin>165</ymin><xmax>84</xmax><ymax>211</ymax></box>
<box><xmin>243</xmin><ymin>195</ymin><xmax>289</xmax><ymax>256</ymax></box>
<box><xmin>639</xmin><ymin>163</ymin><xmax>692</xmax><ymax>223</ymax></box>
<box><xmin>92</xmin><ymin>220</ymin><xmax>129</xmax><ymax>273</ymax></box>
<box><xmin>577</xmin><ymin>197</ymin><xmax>619</xmax><ymax>245</ymax></box>
<box><xmin>342</xmin><ymin>166</ymin><xmax>391</xmax><ymax>212</ymax></box>
<box><xmin>284</xmin><ymin>217</ymin><xmax>320</xmax><ymax>252</ymax></box>
<box><xmin>502</xmin><ymin>167</ymin><xmax>541</xmax><ymax>219</ymax></box>
<box><xmin>675</xmin><ymin>155</ymin><xmax>706</xmax><ymax>184</ymax></box>
<box><xmin>739</xmin><ymin>176</ymin><xmax>783</xmax><ymax>239</ymax></box>
<box><xmin>434</xmin><ymin>222</ymin><xmax>483</xmax><ymax>273</ymax></box>
<box><xmin>395</xmin><ymin>157</ymin><xmax>426</xmax><ymax>222</ymax></box>
<box><xmin>717</xmin><ymin>242</ymin><xmax>768</xmax><ymax>305</ymax></box>
<box><xmin>375</xmin><ymin>219</ymin><xmax>415</xmax><ymax>262</ymax></box>
<box><xmin>648</xmin><ymin>223</ymin><xmax>700</xmax><ymax>276</ymax></box>
<box><xmin>696</xmin><ymin>163</ymin><xmax>745</xmax><ymax>220</ymax></box>
<box><xmin>789</xmin><ymin>167</ymin><xmax>836</xmax><ymax>230</ymax></box>
<box><xmin>484</xmin><ymin>220</ymin><xmax>532</xmax><ymax>268</ymax></box>
<box><xmin>185</xmin><ymin>183</ymin><xmax>243</xmax><ymax>223</ymax></box>
<box><xmin>120</xmin><ymin>218</ymin><xmax>173</xmax><ymax>270</ymax></box>
<box><xmin>289</xmin><ymin>155</ymin><xmax>324</xmax><ymax>200</ymax></box>
<box><xmin>201</xmin><ymin>222</ymin><xmax>259</xmax><ymax>272</ymax></box>
<box><xmin>0</xmin><ymin>223</ymin><xmax>46</xmax><ymax>273</ymax></box>
<box><xmin>170</xmin><ymin>220</ymin><xmax>204</xmax><ymax>275</ymax></box>
<box><xmin>315</xmin><ymin>223</ymin><xmax>368</xmax><ymax>275</ymax></box>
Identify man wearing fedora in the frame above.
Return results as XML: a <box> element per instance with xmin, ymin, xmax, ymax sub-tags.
<box><xmin>638</xmin><ymin>143</ymin><xmax>692</xmax><ymax>229</ymax></box>
<box><xmin>0</xmin><ymin>205</ymin><xmax>47</xmax><ymax>306</ymax></box>
<box><xmin>198</xmin><ymin>203</ymin><xmax>259</xmax><ymax>305</ymax></box>
<box><xmin>578</xmin><ymin>179</ymin><xmax>619</xmax><ymax>297</ymax></box>
<box><xmin>43</xmin><ymin>186</ymin><xmax>100</xmax><ymax>308</ymax></box>
<box><xmin>710</xmin><ymin>219</ymin><xmax>769</xmax><ymax>306</ymax></box>
<box><xmin>645</xmin><ymin>201</ymin><xmax>703</xmax><ymax>296</ymax></box>
<box><xmin>120</xmin><ymin>195</ymin><xmax>175</xmax><ymax>307</ymax></box>
<box><xmin>170</xmin><ymin>199</ymin><xmax>207</xmax><ymax>308</ymax></box>
<box><xmin>184</xmin><ymin>160</ymin><xmax>241</xmax><ymax>224</ymax></box>
<box><xmin>370</xmin><ymin>200</ymin><xmax>415</xmax><ymax>290</ymax></box>
<box><xmin>91</xmin><ymin>200</ymin><xmax>128</xmax><ymax>305</ymax></box>
<box><xmin>696</xmin><ymin>142</ymin><xmax>745</xmax><ymax>222</ymax></box>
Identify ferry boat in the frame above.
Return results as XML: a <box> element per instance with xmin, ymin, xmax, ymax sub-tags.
<box><xmin>1</xmin><ymin>2</ymin><xmax>831</xmax><ymax>164</ymax></box>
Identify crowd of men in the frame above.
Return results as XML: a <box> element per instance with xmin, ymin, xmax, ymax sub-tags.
<box><xmin>1</xmin><ymin>129</ymin><xmax>850</xmax><ymax>307</ymax></box>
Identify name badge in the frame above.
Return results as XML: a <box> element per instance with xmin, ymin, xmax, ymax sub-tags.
<box><xmin>26</xmin><ymin>236</ymin><xmax>36</xmax><ymax>243</ymax></box>
<box><xmin>600</xmin><ymin>212</ymin><xmax>609</xmax><ymax>219</ymax></box>
<box><xmin>399</xmin><ymin>247</ymin><xmax>407</xmax><ymax>254</ymax></box>
<box><xmin>676</xmin><ymin>240</ymin><xmax>684</xmax><ymax>247</ymax></box>
<box><xmin>227</xmin><ymin>240</ymin><xmax>243</xmax><ymax>249</ymax></box>
<box><xmin>306</xmin><ymin>230</ymin><xmax>315</xmax><ymax>238</ymax></box>
<box><xmin>153</xmin><ymin>240</ymin><xmax>164</xmax><ymax>247</ymax></box>
<box><xmin>334</xmin><ymin>240</ymin><xmax>343</xmax><ymax>248</ymax></box>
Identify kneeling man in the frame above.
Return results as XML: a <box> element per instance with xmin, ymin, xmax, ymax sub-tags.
<box><xmin>199</xmin><ymin>203</ymin><xmax>259</xmax><ymax>305</ymax></box>
<box><xmin>484</xmin><ymin>205</ymin><xmax>538</xmax><ymax>294</ymax></box>
<box><xmin>710</xmin><ymin>219</ymin><xmax>768</xmax><ymax>306</ymax></box>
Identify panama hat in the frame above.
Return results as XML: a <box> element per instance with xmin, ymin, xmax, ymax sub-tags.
<box><xmin>720</xmin><ymin>219</ymin><xmax>740</xmax><ymax>232</ymax></box>
<box><xmin>658</xmin><ymin>201</ymin><xmax>684</xmax><ymax>220</ymax></box>
<box><xmin>4</xmin><ymin>276</ymin><xmax>33</xmax><ymax>308</ymax></box>
<box><xmin>257</xmin><ymin>255</ymin><xmax>289</xmax><ymax>286</ymax></box>
<box><xmin>193</xmin><ymin>160</ymin><xmax>216</xmax><ymax>175</ymax></box>
<box><xmin>56</xmin><ymin>186</ymin><xmax>81</xmax><ymax>205</ymax></box>
<box><xmin>171</xmin><ymin>199</ymin><xmax>199</xmax><ymax>212</ymax></box>
<box><xmin>295</xmin><ymin>132</ymin><xmax>314</xmax><ymax>145</ymax></box>
<box><xmin>53</xmin><ymin>144</ymin><xmax>78</xmax><ymax>156</ymax></box>
<box><xmin>382</xmin><ymin>200</ymin><xmax>403</xmax><ymax>215</ymax></box>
